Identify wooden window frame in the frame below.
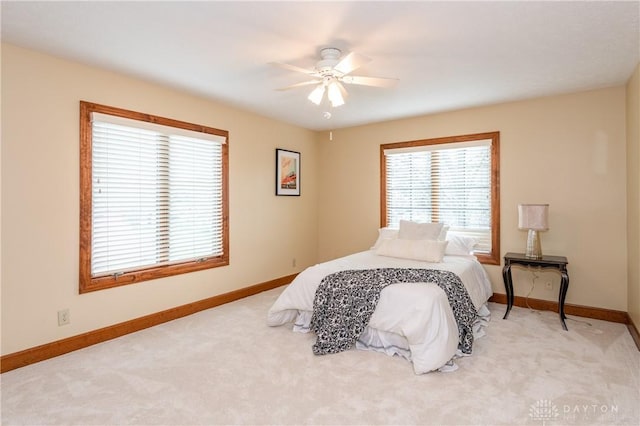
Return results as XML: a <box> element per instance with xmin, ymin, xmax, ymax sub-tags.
<box><xmin>380</xmin><ymin>131</ymin><xmax>500</xmax><ymax>265</ymax></box>
<box><xmin>79</xmin><ymin>101</ymin><xmax>229</xmax><ymax>293</ymax></box>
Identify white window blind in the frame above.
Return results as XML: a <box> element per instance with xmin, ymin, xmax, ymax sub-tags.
<box><xmin>91</xmin><ymin>115</ymin><xmax>225</xmax><ymax>276</ymax></box>
<box><xmin>385</xmin><ymin>140</ymin><xmax>492</xmax><ymax>253</ymax></box>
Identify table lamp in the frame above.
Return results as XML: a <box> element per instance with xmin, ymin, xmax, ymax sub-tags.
<box><xmin>518</xmin><ymin>204</ymin><xmax>549</xmax><ymax>259</ymax></box>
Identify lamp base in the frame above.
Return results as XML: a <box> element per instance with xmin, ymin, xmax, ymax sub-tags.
<box><xmin>525</xmin><ymin>229</ymin><xmax>543</xmax><ymax>259</ymax></box>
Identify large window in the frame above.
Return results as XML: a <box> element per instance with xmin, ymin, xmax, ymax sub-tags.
<box><xmin>380</xmin><ymin>132</ymin><xmax>500</xmax><ymax>265</ymax></box>
<box><xmin>80</xmin><ymin>102</ymin><xmax>229</xmax><ymax>293</ymax></box>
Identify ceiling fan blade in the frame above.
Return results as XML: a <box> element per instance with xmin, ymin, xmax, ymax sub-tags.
<box><xmin>341</xmin><ymin>75</ymin><xmax>398</xmax><ymax>88</ymax></box>
<box><xmin>276</xmin><ymin>80</ymin><xmax>321</xmax><ymax>91</ymax></box>
<box><xmin>336</xmin><ymin>81</ymin><xmax>349</xmax><ymax>99</ymax></box>
<box><xmin>269</xmin><ymin>61</ymin><xmax>316</xmax><ymax>75</ymax></box>
<box><xmin>334</xmin><ymin>52</ymin><xmax>371</xmax><ymax>75</ymax></box>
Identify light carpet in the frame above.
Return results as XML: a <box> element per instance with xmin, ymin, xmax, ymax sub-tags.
<box><xmin>1</xmin><ymin>287</ymin><xmax>639</xmax><ymax>425</ymax></box>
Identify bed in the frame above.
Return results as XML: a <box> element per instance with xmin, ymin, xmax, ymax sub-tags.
<box><xmin>267</xmin><ymin>224</ymin><xmax>493</xmax><ymax>374</ymax></box>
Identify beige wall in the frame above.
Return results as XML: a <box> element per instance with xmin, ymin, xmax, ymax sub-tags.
<box><xmin>627</xmin><ymin>63</ymin><xmax>640</xmax><ymax>327</ymax></box>
<box><xmin>1</xmin><ymin>44</ymin><xmax>319</xmax><ymax>355</ymax></box>
<box><xmin>317</xmin><ymin>87</ymin><xmax>628</xmax><ymax>311</ymax></box>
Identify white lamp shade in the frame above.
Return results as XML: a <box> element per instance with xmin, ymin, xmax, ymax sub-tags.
<box><xmin>518</xmin><ymin>204</ymin><xmax>549</xmax><ymax>230</ymax></box>
<box><xmin>327</xmin><ymin>82</ymin><xmax>345</xmax><ymax>107</ymax></box>
<box><xmin>308</xmin><ymin>85</ymin><xmax>325</xmax><ymax>105</ymax></box>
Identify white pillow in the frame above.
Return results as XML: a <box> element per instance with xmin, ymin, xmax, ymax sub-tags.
<box><xmin>371</xmin><ymin>227</ymin><xmax>399</xmax><ymax>249</ymax></box>
<box><xmin>376</xmin><ymin>238</ymin><xmax>448</xmax><ymax>263</ymax></box>
<box><xmin>398</xmin><ymin>220</ymin><xmax>444</xmax><ymax>241</ymax></box>
<box><xmin>438</xmin><ymin>225</ymin><xmax>450</xmax><ymax>241</ymax></box>
<box><xmin>445</xmin><ymin>234</ymin><xmax>478</xmax><ymax>256</ymax></box>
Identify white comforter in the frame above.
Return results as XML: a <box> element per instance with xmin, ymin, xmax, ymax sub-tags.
<box><xmin>267</xmin><ymin>250</ymin><xmax>493</xmax><ymax>374</ymax></box>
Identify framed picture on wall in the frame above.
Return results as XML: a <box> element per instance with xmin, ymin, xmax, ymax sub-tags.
<box><xmin>275</xmin><ymin>148</ymin><xmax>301</xmax><ymax>196</ymax></box>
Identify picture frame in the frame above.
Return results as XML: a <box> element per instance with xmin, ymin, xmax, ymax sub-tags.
<box><xmin>275</xmin><ymin>148</ymin><xmax>301</xmax><ymax>196</ymax></box>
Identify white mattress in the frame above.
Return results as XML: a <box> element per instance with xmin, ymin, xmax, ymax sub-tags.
<box><xmin>267</xmin><ymin>250</ymin><xmax>493</xmax><ymax>374</ymax></box>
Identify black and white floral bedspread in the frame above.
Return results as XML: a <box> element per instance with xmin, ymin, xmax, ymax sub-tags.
<box><xmin>309</xmin><ymin>268</ymin><xmax>477</xmax><ymax>356</ymax></box>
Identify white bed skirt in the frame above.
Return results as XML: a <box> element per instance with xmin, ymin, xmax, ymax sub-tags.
<box><xmin>290</xmin><ymin>301</ymin><xmax>491</xmax><ymax>373</ymax></box>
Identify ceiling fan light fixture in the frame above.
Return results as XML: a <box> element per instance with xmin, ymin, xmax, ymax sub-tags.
<box><xmin>275</xmin><ymin>47</ymin><xmax>395</xmax><ymax>108</ymax></box>
<box><xmin>308</xmin><ymin>85</ymin><xmax>325</xmax><ymax>105</ymax></box>
<box><xmin>327</xmin><ymin>82</ymin><xmax>345</xmax><ymax>107</ymax></box>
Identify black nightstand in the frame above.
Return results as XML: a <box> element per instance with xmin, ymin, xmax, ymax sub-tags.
<box><xmin>502</xmin><ymin>252</ymin><xmax>570</xmax><ymax>330</ymax></box>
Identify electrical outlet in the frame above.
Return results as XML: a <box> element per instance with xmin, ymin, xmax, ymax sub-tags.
<box><xmin>292</xmin><ymin>258</ymin><xmax>297</xmax><ymax>268</ymax></box>
<box><xmin>545</xmin><ymin>281</ymin><xmax>553</xmax><ymax>291</ymax></box>
<box><xmin>58</xmin><ymin>309</ymin><xmax>70</xmax><ymax>326</ymax></box>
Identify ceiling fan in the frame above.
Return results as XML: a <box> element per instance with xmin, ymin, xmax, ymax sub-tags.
<box><xmin>272</xmin><ymin>47</ymin><xmax>397</xmax><ymax>107</ymax></box>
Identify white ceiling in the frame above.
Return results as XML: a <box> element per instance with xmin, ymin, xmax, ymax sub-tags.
<box><xmin>2</xmin><ymin>1</ymin><xmax>639</xmax><ymax>131</ymax></box>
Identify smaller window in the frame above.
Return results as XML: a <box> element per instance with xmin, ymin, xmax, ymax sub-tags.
<box><xmin>381</xmin><ymin>132</ymin><xmax>500</xmax><ymax>265</ymax></box>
